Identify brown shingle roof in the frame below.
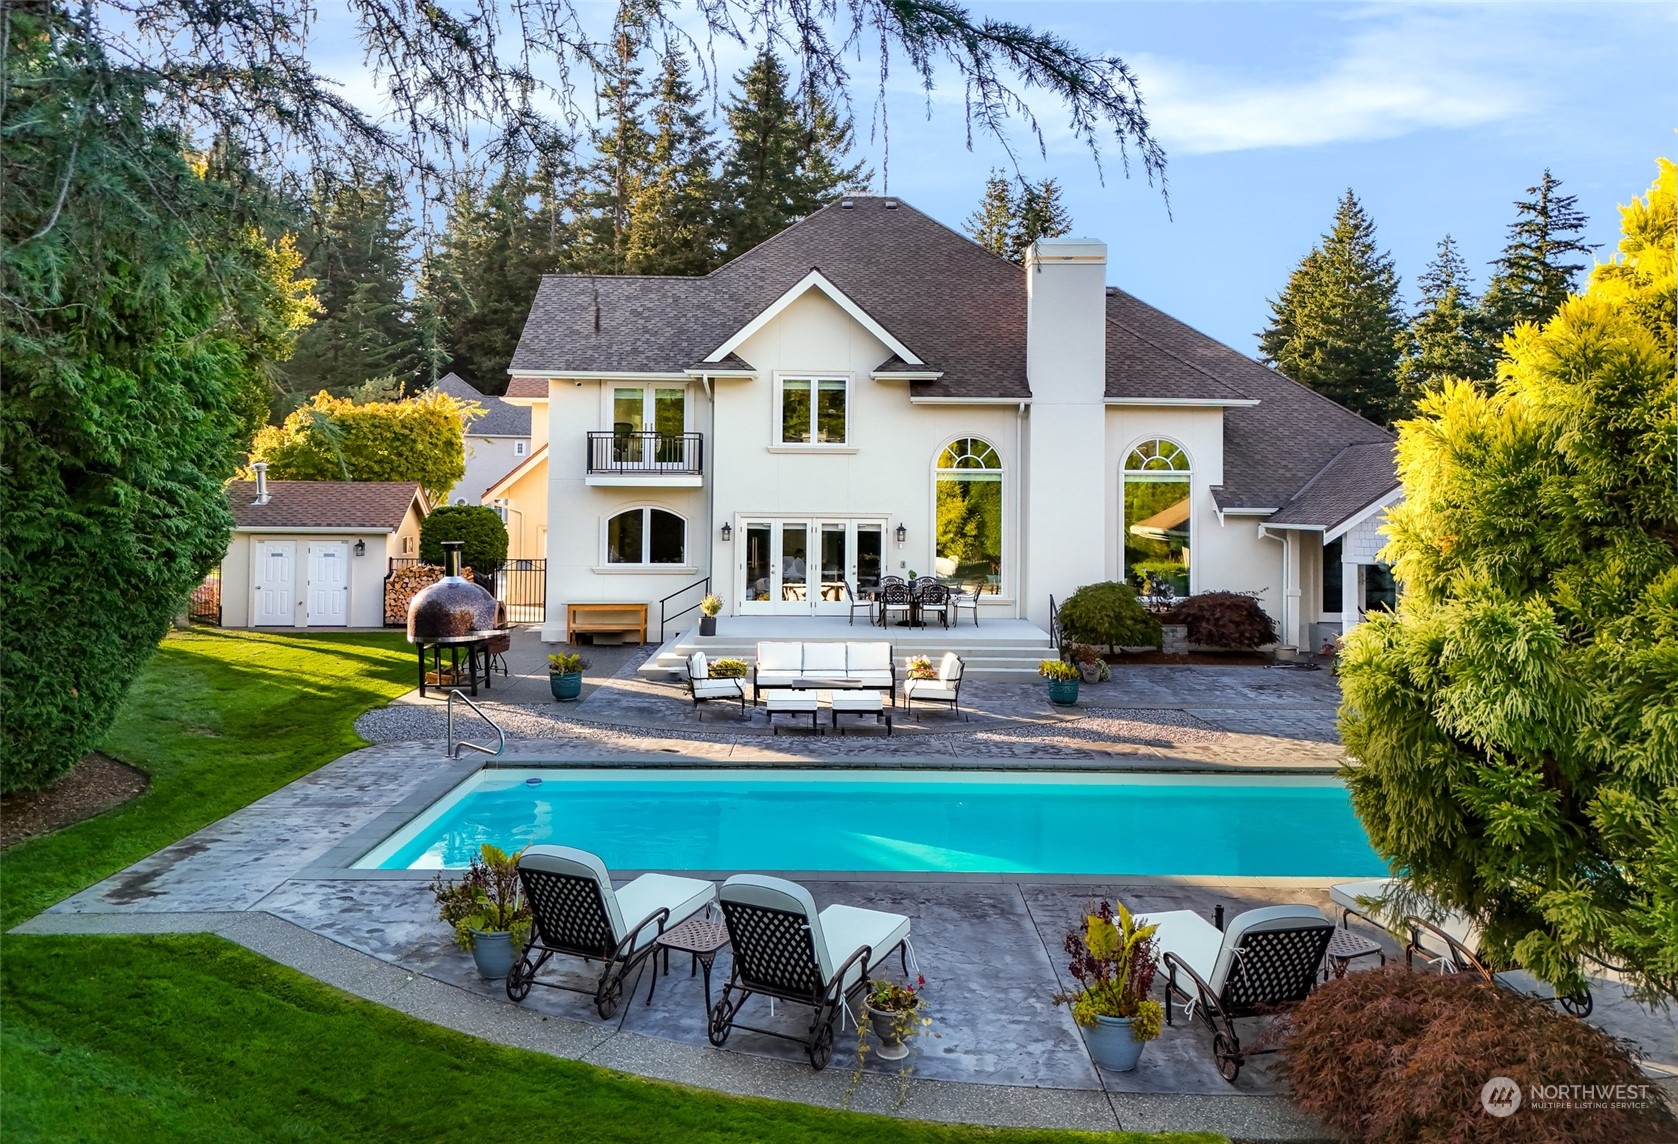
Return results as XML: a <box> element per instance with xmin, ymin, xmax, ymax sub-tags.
<box><xmin>428</xmin><ymin>372</ymin><xmax>531</xmax><ymax>437</ymax></box>
<box><xmin>228</xmin><ymin>481</ymin><xmax>425</xmax><ymax>531</ymax></box>
<box><xmin>1263</xmin><ymin>443</ymin><xmax>1401</xmax><ymax>531</ymax></box>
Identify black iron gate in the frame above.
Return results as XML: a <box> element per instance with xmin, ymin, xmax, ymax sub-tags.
<box><xmin>485</xmin><ymin>558</ymin><xmax>546</xmax><ymax>625</ymax></box>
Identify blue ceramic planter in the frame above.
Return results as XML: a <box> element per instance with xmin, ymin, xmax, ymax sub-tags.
<box><xmin>1047</xmin><ymin>678</ymin><xmax>1080</xmax><ymax>706</ymax></box>
<box><xmin>1087</xmin><ymin>1014</ymin><xmax>1147</xmax><ymax>1072</ymax></box>
<box><xmin>550</xmin><ymin>671</ymin><xmax>583</xmax><ymax>701</ymax></box>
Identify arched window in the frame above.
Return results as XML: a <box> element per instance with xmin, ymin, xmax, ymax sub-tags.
<box><xmin>1123</xmin><ymin>439</ymin><xmax>1191</xmax><ymax>595</ymax></box>
<box><xmin>934</xmin><ymin>437</ymin><xmax>1003</xmax><ymax>592</ymax></box>
<box><xmin>606</xmin><ymin>508</ymin><xmax>685</xmax><ymax>565</ymax></box>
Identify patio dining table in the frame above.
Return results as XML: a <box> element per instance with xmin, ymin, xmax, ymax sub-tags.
<box><xmin>869</xmin><ymin>580</ymin><xmax>964</xmax><ymax>629</ymax></box>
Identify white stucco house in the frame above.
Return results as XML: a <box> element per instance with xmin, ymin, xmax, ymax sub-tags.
<box><xmin>217</xmin><ymin>464</ymin><xmax>427</xmax><ymax>628</ymax></box>
<box><xmin>490</xmin><ymin>196</ymin><xmax>1400</xmax><ymax>653</ymax></box>
<box><xmin>427</xmin><ymin>372</ymin><xmax>532</xmax><ymax>506</ymax></box>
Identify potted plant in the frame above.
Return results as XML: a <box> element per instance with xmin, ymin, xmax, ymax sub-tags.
<box><xmin>1040</xmin><ymin>658</ymin><xmax>1081</xmax><ymax>705</ymax></box>
<box><xmin>1053</xmin><ymin>899</ymin><xmax>1163</xmax><ymax>1072</ymax></box>
<box><xmin>905</xmin><ymin>654</ymin><xmax>937</xmax><ymax>681</ymax></box>
<box><xmin>1067</xmin><ymin>644</ymin><xmax>1110</xmax><ymax>684</ymax></box>
<box><xmin>708</xmin><ymin>657</ymin><xmax>748</xmax><ymax>678</ymax></box>
<box><xmin>429</xmin><ymin>843</ymin><xmax>532</xmax><ymax>980</ymax></box>
<box><xmin>547</xmin><ymin>650</ymin><xmax>589</xmax><ymax>701</ymax></box>
<box><xmin>862</xmin><ymin>975</ymin><xmax>930</xmax><ymax>1061</ymax></box>
<box><xmin>698</xmin><ymin>593</ymin><xmax>723</xmax><ymax>637</ymax></box>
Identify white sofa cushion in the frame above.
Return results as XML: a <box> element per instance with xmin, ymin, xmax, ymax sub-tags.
<box><xmin>937</xmin><ymin>652</ymin><xmax>962</xmax><ymax>681</ymax></box>
<box><xmin>904</xmin><ymin>680</ymin><xmax>958</xmax><ymax>702</ymax></box>
<box><xmin>693</xmin><ymin>679</ymin><xmax>741</xmax><ymax>699</ymax></box>
<box><xmin>687</xmin><ymin>651</ymin><xmax>708</xmax><ymax>680</ymax></box>
<box><xmin>847</xmin><ymin>642</ymin><xmax>893</xmax><ymax>671</ymax></box>
<box><xmin>754</xmin><ymin>669</ymin><xmax>804</xmax><ymax>685</ymax></box>
<box><xmin>848</xmin><ymin>670</ymin><xmax>894</xmax><ymax>688</ymax></box>
<box><xmin>802</xmin><ymin>643</ymin><xmax>849</xmax><ymax>673</ymax></box>
<box><xmin>756</xmin><ymin>642</ymin><xmax>804</xmax><ymax>671</ymax></box>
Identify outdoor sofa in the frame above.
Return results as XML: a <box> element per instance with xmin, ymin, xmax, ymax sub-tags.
<box><xmin>751</xmin><ymin>641</ymin><xmax>896</xmax><ymax>705</ymax></box>
<box><xmin>1140</xmin><ymin>904</ymin><xmax>1334</xmax><ymax>1082</ymax></box>
<box><xmin>709</xmin><ymin>874</ymin><xmax>913</xmax><ymax>1070</ymax></box>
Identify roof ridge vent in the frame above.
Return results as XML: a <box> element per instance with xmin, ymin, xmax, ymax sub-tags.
<box><xmin>839</xmin><ymin>198</ymin><xmax>855</xmax><ymax>209</ymax></box>
<box><xmin>883</xmin><ymin>198</ymin><xmax>899</xmax><ymax>209</ymax></box>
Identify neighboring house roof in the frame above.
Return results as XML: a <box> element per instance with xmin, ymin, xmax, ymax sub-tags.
<box><xmin>510</xmin><ymin>197</ymin><xmax>1028</xmax><ymax>401</ymax></box>
<box><xmin>508</xmin><ymin>195</ymin><xmax>1396</xmax><ymax>514</ymax></box>
<box><xmin>482</xmin><ymin>444</ymin><xmax>548</xmax><ymax>501</ymax></box>
<box><xmin>227</xmin><ymin>481</ymin><xmax>426</xmax><ymax>532</ymax></box>
<box><xmin>1263</xmin><ymin>442</ymin><xmax>1402</xmax><ymax>532</ymax></box>
<box><xmin>429</xmin><ymin>372</ymin><xmax>531</xmax><ymax>437</ymax></box>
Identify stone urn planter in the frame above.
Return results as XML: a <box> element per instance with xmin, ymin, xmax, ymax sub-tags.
<box><xmin>1086</xmin><ymin>1014</ymin><xmax>1148</xmax><ymax>1072</ymax></box>
<box><xmin>865</xmin><ymin>1001</ymin><xmax>919</xmax><ymax>1061</ymax></box>
<box><xmin>468</xmin><ymin>929</ymin><xmax>519</xmax><ymax>980</ymax></box>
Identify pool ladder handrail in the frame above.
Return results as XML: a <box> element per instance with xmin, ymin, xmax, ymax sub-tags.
<box><xmin>446</xmin><ymin>689</ymin><xmax>506</xmax><ymax>759</ymax></box>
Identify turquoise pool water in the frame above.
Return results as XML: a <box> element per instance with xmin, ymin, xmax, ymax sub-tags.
<box><xmin>355</xmin><ymin>769</ymin><xmax>1385</xmax><ymax>878</ymax></box>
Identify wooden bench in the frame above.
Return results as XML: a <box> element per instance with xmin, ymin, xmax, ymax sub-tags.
<box><xmin>566</xmin><ymin>602</ymin><xmax>648</xmax><ymax>645</ymax></box>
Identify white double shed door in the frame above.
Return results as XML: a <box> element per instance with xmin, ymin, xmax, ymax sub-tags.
<box><xmin>253</xmin><ymin>539</ymin><xmax>350</xmax><ymax>627</ymax></box>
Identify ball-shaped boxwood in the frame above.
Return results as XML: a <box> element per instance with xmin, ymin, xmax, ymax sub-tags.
<box><xmin>420</xmin><ymin>504</ymin><xmax>509</xmax><ymax>571</ymax></box>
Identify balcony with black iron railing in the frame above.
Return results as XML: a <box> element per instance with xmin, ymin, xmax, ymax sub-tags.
<box><xmin>584</xmin><ymin>431</ymin><xmax>704</xmax><ymax>486</ymax></box>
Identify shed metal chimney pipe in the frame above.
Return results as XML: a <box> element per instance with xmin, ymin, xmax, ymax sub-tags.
<box><xmin>252</xmin><ymin>461</ymin><xmax>269</xmax><ymax>505</ymax></box>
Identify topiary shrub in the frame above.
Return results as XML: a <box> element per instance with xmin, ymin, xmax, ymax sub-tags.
<box><xmin>1166</xmin><ymin>591</ymin><xmax>1276</xmax><ymax>649</ymax></box>
<box><xmin>1278</xmin><ymin>966</ymin><xmax>1676</xmax><ymax>1144</ymax></box>
<box><xmin>420</xmin><ymin>505</ymin><xmax>508</xmax><ymax>571</ymax></box>
<box><xmin>1056</xmin><ymin>581</ymin><xmax>1160</xmax><ymax>651</ymax></box>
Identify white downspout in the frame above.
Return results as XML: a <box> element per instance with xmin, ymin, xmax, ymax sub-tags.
<box><xmin>1015</xmin><ymin>400</ymin><xmax>1026</xmax><ymax>620</ymax></box>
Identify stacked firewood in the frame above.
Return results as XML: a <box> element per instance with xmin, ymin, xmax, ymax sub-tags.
<box><xmin>384</xmin><ymin>563</ymin><xmax>477</xmax><ymax>626</ymax></box>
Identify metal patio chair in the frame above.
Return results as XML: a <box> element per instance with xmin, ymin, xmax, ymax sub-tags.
<box><xmin>902</xmin><ymin>653</ymin><xmax>964</xmax><ymax>719</ymax></box>
<box><xmin>508</xmin><ymin>845</ymin><xmax>716</xmax><ymax>1018</ymax></box>
<box><xmin>684</xmin><ymin>652</ymin><xmax>746</xmax><ymax>718</ymax></box>
<box><xmin>1142</xmin><ymin>905</ymin><xmax>1335</xmax><ymax>1082</ymax></box>
<box><xmin>709</xmin><ymin>874</ymin><xmax>912</xmax><ymax>1070</ymax></box>
<box><xmin>878</xmin><ymin>581</ymin><xmax>916</xmax><ymax>628</ymax></box>
<box><xmin>916</xmin><ymin>582</ymin><xmax>952</xmax><ymax>628</ymax></box>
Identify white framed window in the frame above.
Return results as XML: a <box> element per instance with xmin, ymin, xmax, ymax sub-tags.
<box><xmin>402</xmin><ymin>535</ymin><xmax>415</xmax><ymax>554</ymax></box>
<box><xmin>515</xmin><ymin>440</ymin><xmax>528</xmax><ymax>456</ymax></box>
<box><xmin>776</xmin><ymin>376</ymin><xmax>848</xmax><ymax>445</ymax></box>
<box><xmin>934</xmin><ymin>437</ymin><xmax>1004</xmax><ymax>593</ymax></box>
<box><xmin>1122</xmin><ymin>438</ymin><xmax>1191</xmax><ymax>595</ymax></box>
<box><xmin>605</xmin><ymin>507</ymin><xmax>685</xmax><ymax>565</ymax></box>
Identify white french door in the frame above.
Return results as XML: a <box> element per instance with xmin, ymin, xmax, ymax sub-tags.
<box><xmin>254</xmin><ymin>541</ymin><xmax>296</xmax><ymax>626</ymax></box>
<box><xmin>305</xmin><ymin>541</ymin><xmax>350</xmax><ymax>626</ymax></box>
<box><xmin>737</xmin><ymin>519</ymin><xmax>886</xmax><ymax>615</ymax></box>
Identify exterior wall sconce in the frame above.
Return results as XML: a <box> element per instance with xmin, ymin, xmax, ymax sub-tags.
<box><xmin>895</xmin><ymin>523</ymin><xmax>907</xmax><ymax>544</ymax></box>
<box><xmin>353</xmin><ymin>539</ymin><xmax>367</xmax><ymax>557</ymax></box>
<box><xmin>720</xmin><ymin>522</ymin><xmax>733</xmax><ymax>542</ymax></box>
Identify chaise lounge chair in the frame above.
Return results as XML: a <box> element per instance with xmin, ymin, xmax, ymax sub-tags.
<box><xmin>708</xmin><ymin>874</ymin><xmax>913</xmax><ymax>1070</ymax></box>
<box><xmin>1330</xmin><ymin>878</ymin><xmax>1593</xmax><ymax>1016</ymax></box>
<box><xmin>1141</xmin><ymin>905</ymin><xmax>1334</xmax><ymax>1082</ymax></box>
<box><xmin>507</xmin><ymin>845</ymin><xmax>716</xmax><ymax>1018</ymax></box>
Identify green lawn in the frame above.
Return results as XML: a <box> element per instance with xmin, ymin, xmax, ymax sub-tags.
<box><xmin>1</xmin><ymin>629</ymin><xmax>1221</xmax><ymax>1143</ymax></box>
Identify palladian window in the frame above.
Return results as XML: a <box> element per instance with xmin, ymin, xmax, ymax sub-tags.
<box><xmin>1123</xmin><ymin>439</ymin><xmax>1190</xmax><ymax>595</ymax></box>
<box><xmin>934</xmin><ymin>437</ymin><xmax>1003</xmax><ymax>592</ymax></box>
<box><xmin>606</xmin><ymin>508</ymin><xmax>685</xmax><ymax>565</ymax></box>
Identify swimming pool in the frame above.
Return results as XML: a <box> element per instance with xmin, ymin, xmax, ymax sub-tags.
<box><xmin>353</xmin><ymin>769</ymin><xmax>1384</xmax><ymax>878</ymax></box>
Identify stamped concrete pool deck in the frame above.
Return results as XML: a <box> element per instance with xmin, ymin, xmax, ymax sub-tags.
<box><xmin>15</xmin><ymin>638</ymin><xmax>1678</xmax><ymax>1141</ymax></box>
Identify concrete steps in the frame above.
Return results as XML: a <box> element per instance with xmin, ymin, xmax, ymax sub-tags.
<box><xmin>638</xmin><ymin>619</ymin><xmax>1058</xmax><ymax>682</ymax></box>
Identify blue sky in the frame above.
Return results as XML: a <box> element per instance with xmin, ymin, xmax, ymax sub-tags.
<box><xmin>314</xmin><ymin>1</ymin><xmax>1676</xmax><ymax>354</ymax></box>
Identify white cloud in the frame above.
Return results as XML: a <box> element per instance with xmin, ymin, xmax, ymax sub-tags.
<box><xmin>1137</xmin><ymin>7</ymin><xmax>1554</xmax><ymax>154</ymax></box>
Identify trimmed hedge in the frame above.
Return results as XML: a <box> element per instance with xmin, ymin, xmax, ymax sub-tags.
<box><xmin>1166</xmin><ymin>591</ymin><xmax>1276</xmax><ymax>650</ymax></box>
<box><xmin>420</xmin><ymin>505</ymin><xmax>508</xmax><ymax>571</ymax></box>
<box><xmin>1057</xmin><ymin>582</ymin><xmax>1160</xmax><ymax>650</ymax></box>
<box><xmin>1279</xmin><ymin>966</ymin><xmax>1676</xmax><ymax>1143</ymax></box>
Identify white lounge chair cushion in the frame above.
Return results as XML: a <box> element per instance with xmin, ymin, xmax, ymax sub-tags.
<box><xmin>688</xmin><ymin>651</ymin><xmax>709</xmax><ymax>679</ymax></box>
<box><xmin>802</xmin><ymin>643</ymin><xmax>848</xmax><ymax>673</ymax></box>
<box><xmin>692</xmin><ymin>679</ymin><xmax>741</xmax><ymax>699</ymax></box>
<box><xmin>818</xmin><ymin>903</ymin><xmax>911</xmax><ymax>994</ymax></box>
<box><xmin>847</xmin><ymin>643</ymin><xmax>893</xmax><ymax>671</ymax></box>
<box><xmin>721</xmin><ymin>874</ymin><xmax>833</xmax><ymax>982</ymax></box>
<box><xmin>1143</xmin><ymin>905</ymin><xmax>1331</xmax><ymax>994</ymax></box>
<box><xmin>756</xmin><ymin>642</ymin><xmax>804</xmax><ymax>671</ymax></box>
<box><xmin>1328</xmin><ymin>878</ymin><xmax>1394</xmax><ymax>922</ymax></box>
<box><xmin>904</xmin><ymin>680</ymin><xmax>959</xmax><ymax>702</ymax></box>
<box><xmin>1330</xmin><ymin>878</ymin><xmax>1479</xmax><ymax>958</ymax></box>
<box><xmin>614</xmin><ymin>872</ymin><xmax>716</xmax><ymax>949</ymax></box>
<box><xmin>937</xmin><ymin>652</ymin><xmax>962</xmax><ymax>681</ymax></box>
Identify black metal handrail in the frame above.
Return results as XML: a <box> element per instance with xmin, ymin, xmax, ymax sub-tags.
<box><xmin>659</xmin><ymin>575</ymin><xmax>710</xmax><ymax>641</ymax></box>
<box><xmin>1048</xmin><ymin>593</ymin><xmax>1062</xmax><ymax>651</ymax></box>
<box><xmin>587</xmin><ymin>431</ymin><xmax>703</xmax><ymax>475</ymax></box>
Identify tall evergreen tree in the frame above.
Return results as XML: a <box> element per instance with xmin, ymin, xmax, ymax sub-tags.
<box><xmin>570</xmin><ymin>6</ymin><xmax>653</xmax><ymax>274</ymax></box>
<box><xmin>964</xmin><ymin>171</ymin><xmax>1074</xmax><ymax>261</ymax></box>
<box><xmin>1482</xmin><ymin>170</ymin><xmax>1598</xmax><ymax>342</ymax></box>
<box><xmin>1258</xmin><ymin>190</ymin><xmax>1404</xmax><ymax>425</ymax></box>
<box><xmin>422</xmin><ymin>161</ymin><xmax>575</xmax><ymax>393</ymax></box>
<box><xmin>1397</xmin><ymin>234</ymin><xmax>1496</xmax><ymax>405</ymax></box>
<box><xmin>625</xmin><ymin>50</ymin><xmax>721</xmax><ymax>274</ymax></box>
<box><xmin>719</xmin><ymin>48</ymin><xmax>870</xmax><ymax>259</ymax></box>
<box><xmin>280</xmin><ymin>171</ymin><xmax>425</xmax><ymax>403</ymax></box>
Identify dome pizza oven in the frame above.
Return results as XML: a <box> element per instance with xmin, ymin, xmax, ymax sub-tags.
<box><xmin>407</xmin><ymin>541</ymin><xmax>499</xmax><ymax>643</ymax></box>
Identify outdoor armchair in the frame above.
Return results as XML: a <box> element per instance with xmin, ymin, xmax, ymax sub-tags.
<box><xmin>902</xmin><ymin>652</ymin><xmax>964</xmax><ymax>718</ymax></box>
<box><xmin>1140</xmin><ymin>904</ymin><xmax>1334</xmax><ymax>1082</ymax></box>
<box><xmin>709</xmin><ymin>874</ymin><xmax>913</xmax><ymax>1070</ymax></box>
<box><xmin>685</xmin><ymin>652</ymin><xmax>745</xmax><ymax>717</ymax></box>
<box><xmin>508</xmin><ymin>845</ymin><xmax>716</xmax><ymax>1018</ymax></box>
